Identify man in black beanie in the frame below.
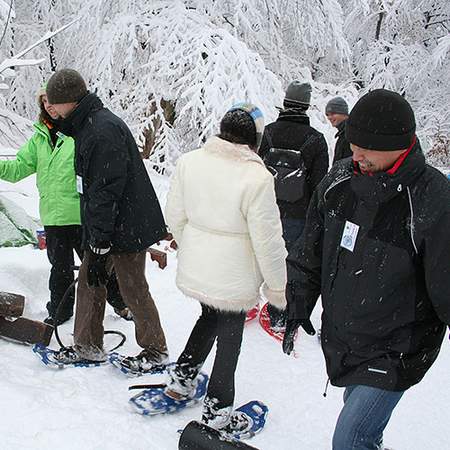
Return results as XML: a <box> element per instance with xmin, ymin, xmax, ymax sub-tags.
<box><xmin>283</xmin><ymin>88</ymin><xmax>450</xmax><ymax>449</ymax></box>
<box><xmin>325</xmin><ymin>96</ymin><xmax>352</xmax><ymax>164</ymax></box>
<box><xmin>258</xmin><ymin>81</ymin><xmax>328</xmax><ymax>332</ymax></box>
<box><xmin>46</xmin><ymin>69</ymin><xmax>169</xmax><ymax>371</ymax></box>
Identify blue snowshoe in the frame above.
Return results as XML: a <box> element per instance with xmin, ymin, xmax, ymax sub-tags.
<box><xmin>129</xmin><ymin>372</ymin><xmax>209</xmax><ymax>415</ymax></box>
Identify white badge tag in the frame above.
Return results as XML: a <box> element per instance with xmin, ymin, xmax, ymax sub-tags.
<box><xmin>340</xmin><ymin>220</ymin><xmax>360</xmax><ymax>252</ymax></box>
<box><xmin>76</xmin><ymin>175</ymin><xmax>83</xmax><ymax>194</ymax></box>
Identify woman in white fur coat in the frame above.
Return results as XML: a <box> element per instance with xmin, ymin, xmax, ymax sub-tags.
<box><xmin>164</xmin><ymin>103</ymin><xmax>287</xmax><ymax>431</ymax></box>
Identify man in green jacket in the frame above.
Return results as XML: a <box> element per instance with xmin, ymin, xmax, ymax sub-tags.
<box><xmin>0</xmin><ymin>86</ymin><xmax>129</xmax><ymax>324</ymax></box>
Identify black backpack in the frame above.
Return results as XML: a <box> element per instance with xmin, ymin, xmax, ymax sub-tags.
<box><xmin>262</xmin><ymin>134</ymin><xmax>316</xmax><ymax>203</ymax></box>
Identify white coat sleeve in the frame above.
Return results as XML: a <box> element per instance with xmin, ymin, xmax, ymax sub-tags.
<box><xmin>245</xmin><ymin>174</ymin><xmax>287</xmax><ymax>309</ymax></box>
<box><xmin>165</xmin><ymin>158</ymin><xmax>187</xmax><ymax>245</ymax></box>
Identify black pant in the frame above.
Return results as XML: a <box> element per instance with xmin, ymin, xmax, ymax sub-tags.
<box><xmin>268</xmin><ymin>218</ymin><xmax>306</xmax><ymax>322</ymax></box>
<box><xmin>44</xmin><ymin>225</ymin><xmax>126</xmax><ymax>320</ymax></box>
<box><xmin>175</xmin><ymin>304</ymin><xmax>246</xmax><ymax>409</ymax></box>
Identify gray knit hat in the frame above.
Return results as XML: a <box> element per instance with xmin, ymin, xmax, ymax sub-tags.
<box><xmin>325</xmin><ymin>97</ymin><xmax>349</xmax><ymax>115</ymax></box>
<box><xmin>283</xmin><ymin>81</ymin><xmax>312</xmax><ymax>109</ymax></box>
<box><xmin>46</xmin><ymin>69</ymin><xmax>87</xmax><ymax>104</ymax></box>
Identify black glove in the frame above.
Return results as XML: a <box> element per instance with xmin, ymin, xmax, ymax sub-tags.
<box><xmin>268</xmin><ymin>303</ymin><xmax>286</xmax><ymax>329</ymax></box>
<box><xmin>87</xmin><ymin>247</ymin><xmax>110</xmax><ymax>287</ymax></box>
<box><xmin>282</xmin><ymin>318</ymin><xmax>316</xmax><ymax>355</ymax></box>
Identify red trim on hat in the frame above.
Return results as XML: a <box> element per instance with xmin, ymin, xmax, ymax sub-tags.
<box><xmin>386</xmin><ymin>135</ymin><xmax>416</xmax><ymax>175</ymax></box>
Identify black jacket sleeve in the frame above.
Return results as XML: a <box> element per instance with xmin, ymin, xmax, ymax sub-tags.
<box><xmin>85</xmin><ymin>133</ymin><xmax>129</xmax><ymax>246</ymax></box>
<box><xmin>423</xmin><ymin>209</ymin><xmax>450</xmax><ymax>326</ymax></box>
<box><xmin>286</xmin><ymin>185</ymin><xmax>324</xmax><ymax>320</ymax></box>
<box><xmin>308</xmin><ymin>135</ymin><xmax>329</xmax><ymax>194</ymax></box>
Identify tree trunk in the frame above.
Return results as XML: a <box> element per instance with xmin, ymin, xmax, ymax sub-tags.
<box><xmin>141</xmin><ymin>98</ymin><xmax>176</xmax><ymax>159</ymax></box>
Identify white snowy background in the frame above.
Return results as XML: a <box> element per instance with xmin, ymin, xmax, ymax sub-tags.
<box><xmin>0</xmin><ymin>1</ymin><xmax>449</xmax><ymax>449</ymax></box>
<box><xmin>0</xmin><ymin>173</ymin><xmax>448</xmax><ymax>450</ymax></box>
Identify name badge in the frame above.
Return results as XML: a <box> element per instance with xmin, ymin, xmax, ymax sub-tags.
<box><xmin>340</xmin><ymin>220</ymin><xmax>359</xmax><ymax>252</ymax></box>
<box><xmin>76</xmin><ymin>175</ymin><xmax>83</xmax><ymax>194</ymax></box>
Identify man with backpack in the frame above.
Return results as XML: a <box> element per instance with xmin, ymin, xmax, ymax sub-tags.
<box><xmin>259</xmin><ymin>81</ymin><xmax>328</xmax><ymax>329</ymax></box>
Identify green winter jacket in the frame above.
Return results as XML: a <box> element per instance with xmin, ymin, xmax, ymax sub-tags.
<box><xmin>0</xmin><ymin>122</ymin><xmax>80</xmax><ymax>226</ymax></box>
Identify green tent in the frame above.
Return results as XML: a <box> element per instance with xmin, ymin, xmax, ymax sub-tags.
<box><xmin>0</xmin><ymin>195</ymin><xmax>39</xmax><ymax>247</ymax></box>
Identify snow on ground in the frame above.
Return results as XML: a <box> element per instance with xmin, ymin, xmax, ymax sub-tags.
<box><xmin>0</xmin><ymin>174</ymin><xmax>449</xmax><ymax>450</ymax></box>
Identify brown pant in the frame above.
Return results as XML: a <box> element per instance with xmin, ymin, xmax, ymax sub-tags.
<box><xmin>74</xmin><ymin>250</ymin><xmax>167</xmax><ymax>354</ymax></box>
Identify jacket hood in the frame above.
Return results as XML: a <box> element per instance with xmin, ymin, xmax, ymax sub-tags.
<box><xmin>61</xmin><ymin>93</ymin><xmax>103</xmax><ymax>136</ymax></box>
<box><xmin>205</xmin><ymin>136</ymin><xmax>265</xmax><ymax>167</ymax></box>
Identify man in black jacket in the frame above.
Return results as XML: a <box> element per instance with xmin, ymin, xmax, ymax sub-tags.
<box><xmin>259</xmin><ymin>81</ymin><xmax>328</xmax><ymax>328</ymax></box>
<box><xmin>283</xmin><ymin>89</ymin><xmax>450</xmax><ymax>449</ymax></box>
<box><xmin>325</xmin><ymin>96</ymin><xmax>352</xmax><ymax>165</ymax></box>
<box><xmin>46</xmin><ymin>69</ymin><xmax>168</xmax><ymax>370</ymax></box>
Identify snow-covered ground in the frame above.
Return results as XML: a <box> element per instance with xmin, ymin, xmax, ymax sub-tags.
<box><xmin>0</xmin><ymin>174</ymin><xmax>449</xmax><ymax>450</ymax></box>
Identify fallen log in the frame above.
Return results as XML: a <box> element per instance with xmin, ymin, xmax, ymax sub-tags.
<box><xmin>0</xmin><ymin>317</ymin><xmax>53</xmax><ymax>346</ymax></box>
<box><xmin>0</xmin><ymin>291</ymin><xmax>25</xmax><ymax>317</ymax></box>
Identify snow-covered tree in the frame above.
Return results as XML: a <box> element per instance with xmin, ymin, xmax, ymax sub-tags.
<box><xmin>341</xmin><ymin>0</ymin><xmax>450</xmax><ymax>161</ymax></box>
<box><xmin>4</xmin><ymin>0</ymin><xmax>450</xmax><ymax>169</ymax></box>
<box><xmin>11</xmin><ymin>1</ymin><xmax>285</xmax><ymax>174</ymax></box>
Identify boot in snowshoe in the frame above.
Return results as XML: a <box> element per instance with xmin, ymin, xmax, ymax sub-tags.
<box><xmin>110</xmin><ymin>348</ymin><xmax>169</xmax><ymax>376</ymax></box>
<box><xmin>33</xmin><ymin>344</ymin><xmax>107</xmax><ymax>368</ymax></box>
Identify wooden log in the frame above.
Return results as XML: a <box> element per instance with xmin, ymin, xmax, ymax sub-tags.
<box><xmin>0</xmin><ymin>292</ymin><xmax>25</xmax><ymax>317</ymax></box>
<box><xmin>0</xmin><ymin>317</ymin><xmax>53</xmax><ymax>346</ymax></box>
<box><xmin>147</xmin><ymin>248</ymin><xmax>167</xmax><ymax>269</ymax></box>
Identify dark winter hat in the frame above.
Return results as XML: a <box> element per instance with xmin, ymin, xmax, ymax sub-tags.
<box><xmin>46</xmin><ymin>69</ymin><xmax>87</xmax><ymax>104</ymax></box>
<box><xmin>283</xmin><ymin>81</ymin><xmax>312</xmax><ymax>109</ymax></box>
<box><xmin>346</xmin><ymin>89</ymin><xmax>416</xmax><ymax>151</ymax></box>
<box><xmin>220</xmin><ymin>103</ymin><xmax>264</xmax><ymax>149</ymax></box>
<box><xmin>325</xmin><ymin>96</ymin><xmax>349</xmax><ymax>115</ymax></box>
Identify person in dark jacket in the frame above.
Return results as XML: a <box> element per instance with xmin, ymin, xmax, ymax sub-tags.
<box><xmin>283</xmin><ymin>89</ymin><xmax>450</xmax><ymax>450</ymax></box>
<box><xmin>0</xmin><ymin>84</ymin><xmax>130</xmax><ymax>325</ymax></box>
<box><xmin>259</xmin><ymin>81</ymin><xmax>328</xmax><ymax>328</ymax></box>
<box><xmin>325</xmin><ymin>96</ymin><xmax>352</xmax><ymax>164</ymax></box>
<box><xmin>46</xmin><ymin>69</ymin><xmax>168</xmax><ymax>370</ymax></box>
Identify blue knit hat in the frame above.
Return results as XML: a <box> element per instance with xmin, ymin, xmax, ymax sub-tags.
<box><xmin>220</xmin><ymin>103</ymin><xmax>264</xmax><ymax>149</ymax></box>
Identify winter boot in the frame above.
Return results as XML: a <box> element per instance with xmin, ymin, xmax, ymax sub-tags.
<box><xmin>44</xmin><ymin>314</ymin><xmax>72</xmax><ymax>326</ymax></box>
<box><xmin>220</xmin><ymin>410</ymin><xmax>253</xmax><ymax>436</ymax></box>
<box><xmin>165</xmin><ymin>363</ymin><xmax>202</xmax><ymax>400</ymax></box>
<box><xmin>119</xmin><ymin>348</ymin><xmax>169</xmax><ymax>374</ymax></box>
<box><xmin>53</xmin><ymin>345</ymin><xmax>107</xmax><ymax>364</ymax></box>
<box><xmin>201</xmin><ymin>396</ymin><xmax>234</xmax><ymax>430</ymax></box>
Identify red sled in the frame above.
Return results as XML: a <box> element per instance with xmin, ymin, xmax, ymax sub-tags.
<box><xmin>245</xmin><ymin>303</ymin><xmax>260</xmax><ymax>324</ymax></box>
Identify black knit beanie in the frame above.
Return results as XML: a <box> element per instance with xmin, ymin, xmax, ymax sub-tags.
<box><xmin>46</xmin><ymin>69</ymin><xmax>87</xmax><ymax>104</ymax></box>
<box><xmin>346</xmin><ymin>89</ymin><xmax>415</xmax><ymax>151</ymax></box>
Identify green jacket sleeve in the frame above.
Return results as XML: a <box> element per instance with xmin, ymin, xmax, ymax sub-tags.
<box><xmin>0</xmin><ymin>134</ymin><xmax>38</xmax><ymax>182</ymax></box>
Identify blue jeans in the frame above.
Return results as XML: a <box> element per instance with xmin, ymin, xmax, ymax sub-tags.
<box><xmin>332</xmin><ymin>385</ymin><xmax>404</xmax><ymax>450</ymax></box>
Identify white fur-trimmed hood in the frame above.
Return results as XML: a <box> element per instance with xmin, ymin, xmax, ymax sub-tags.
<box><xmin>203</xmin><ymin>136</ymin><xmax>265</xmax><ymax>166</ymax></box>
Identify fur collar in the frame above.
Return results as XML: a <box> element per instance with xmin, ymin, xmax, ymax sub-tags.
<box><xmin>203</xmin><ymin>136</ymin><xmax>265</xmax><ymax>166</ymax></box>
